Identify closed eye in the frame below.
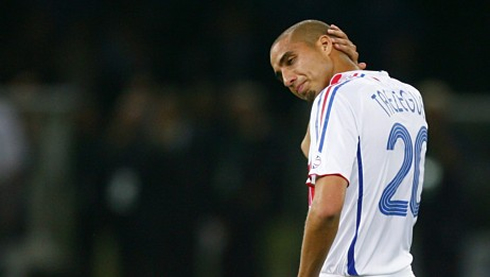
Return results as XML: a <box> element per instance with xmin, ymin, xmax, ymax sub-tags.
<box><xmin>278</xmin><ymin>51</ymin><xmax>295</xmax><ymax>67</ymax></box>
<box><xmin>286</xmin><ymin>56</ymin><xmax>295</xmax><ymax>66</ymax></box>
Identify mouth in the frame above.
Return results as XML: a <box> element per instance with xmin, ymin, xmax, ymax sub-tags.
<box><xmin>296</xmin><ymin>81</ymin><xmax>306</xmax><ymax>95</ymax></box>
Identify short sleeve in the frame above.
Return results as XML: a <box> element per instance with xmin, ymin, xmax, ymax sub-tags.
<box><xmin>308</xmin><ymin>89</ymin><xmax>359</xmax><ymax>185</ymax></box>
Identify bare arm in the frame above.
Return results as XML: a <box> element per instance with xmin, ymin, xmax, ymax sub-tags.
<box><xmin>301</xmin><ymin>124</ymin><xmax>310</xmax><ymax>158</ymax></box>
<box><xmin>297</xmin><ymin>175</ymin><xmax>348</xmax><ymax>277</ymax></box>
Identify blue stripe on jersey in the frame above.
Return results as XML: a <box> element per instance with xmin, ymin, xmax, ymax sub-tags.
<box><xmin>317</xmin><ymin>74</ymin><xmax>365</xmax><ymax>152</ymax></box>
<box><xmin>317</xmin><ymin>84</ymin><xmax>343</xmax><ymax>152</ymax></box>
<box><xmin>347</xmin><ymin>139</ymin><xmax>364</xmax><ymax>276</ymax></box>
<box><xmin>315</xmin><ymin>90</ymin><xmax>325</xmax><ymax>145</ymax></box>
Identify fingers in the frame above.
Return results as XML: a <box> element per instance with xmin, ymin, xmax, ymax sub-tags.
<box><xmin>328</xmin><ymin>23</ymin><xmax>367</xmax><ymax>68</ymax></box>
<box><xmin>329</xmin><ymin>24</ymin><xmax>355</xmax><ymax>50</ymax></box>
<box><xmin>334</xmin><ymin>43</ymin><xmax>367</xmax><ymax>68</ymax></box>
<box><xmin>333</xmin><ymin>42</ymin><xmax>359</xmax><ymax>61</ymax></box>
<box><xmin>327</xmin><ymin>24</ymin><xmax>348</xmax><ymax>39</ymax></box>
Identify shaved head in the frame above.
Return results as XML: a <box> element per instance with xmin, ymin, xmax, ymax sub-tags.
<box><xmin>270</xmin><ymin>19</ymin><xmax>359</xmax><ymax>102</ymax></box>
<box><xmin>272</xmin><ymin>20</ymin><xmax>331</xmax><ymax>49</ymax></box>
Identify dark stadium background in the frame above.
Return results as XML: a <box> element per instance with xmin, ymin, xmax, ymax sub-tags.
<box><xmin>0</xmin><ymin>0</ymin><xmax>488</xmax><ymax>276</ymax></box>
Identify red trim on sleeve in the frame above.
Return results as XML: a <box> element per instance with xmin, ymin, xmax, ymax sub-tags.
<box><xmin>306</xmin><ymin>173</ymin><xmax>349</xmax><ymax>206</ymax></box>
<box><xmin>307</xmin><ymin>173</ymin><xmax>350</xmax><ymax>187</ymax></box>
<box><xmin>308</xmin><ymin>186</ymin><xmax>315</xmax><ymax>207</ymax></box>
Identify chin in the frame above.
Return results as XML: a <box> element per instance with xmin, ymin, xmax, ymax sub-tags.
<box><xmin>305</xmin><ymin>90</ymin><xmax>317</xmax><ymax>102</ymax></box>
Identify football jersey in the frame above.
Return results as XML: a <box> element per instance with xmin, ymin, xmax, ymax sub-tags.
<box><xmin>306</xmin><ymin>70</ymin><xmax>428</xmax><ymax>276</ymax></box>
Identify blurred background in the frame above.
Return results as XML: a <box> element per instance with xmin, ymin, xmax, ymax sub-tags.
<box><xmin>0</xmin><ymin>0</ymin><xmax>489</xmax><ymax>276</ymax></box>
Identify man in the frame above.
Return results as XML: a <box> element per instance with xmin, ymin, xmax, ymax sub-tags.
<box><xmin>270</xmin><ymin>20</ymin><xmax>428</xmax><ymax>277</ymax></box>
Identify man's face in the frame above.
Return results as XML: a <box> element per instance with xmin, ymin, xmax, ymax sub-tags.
<box><xmin>270</xmin><ymin>37</ymin><xmax>333</xmax><ymax>102</ymax></box>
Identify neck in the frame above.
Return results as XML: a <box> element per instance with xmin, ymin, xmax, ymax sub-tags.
<box><xmin>332</xmin><ymin>52</ymin><xmax>361</xmax><ymax>76</ymax></box>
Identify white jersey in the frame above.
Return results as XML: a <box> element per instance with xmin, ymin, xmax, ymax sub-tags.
<box><xmin>306</xmin><ymin>70</ymin><xmax>427</xmax><ymax>276</ymax></box>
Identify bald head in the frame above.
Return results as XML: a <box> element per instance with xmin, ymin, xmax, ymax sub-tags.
<box><xmin>272</xmin><ymin>20</ymin><xmax>331</xmax><ymax>49</ymax></box>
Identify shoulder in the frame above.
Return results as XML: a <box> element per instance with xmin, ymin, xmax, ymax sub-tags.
<box><xmin>314</xmin><ymin>71</ymin><xmax>389</xmax><ymax>108</ymax></box>
<box><xmin>329</xmin><ymin>71</ymin><xmax>382</xmax><ymax>93</ymax></box>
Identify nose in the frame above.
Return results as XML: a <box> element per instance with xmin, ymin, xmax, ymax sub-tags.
<box><xmin>282</xmin><ymin>69</ymin><xmax>296</xmax><ymax>87</ymax></box>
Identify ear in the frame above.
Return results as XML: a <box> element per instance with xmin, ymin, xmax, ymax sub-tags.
<box><xmin>317</xmin><ymin>35</ymin><xmax>333</xmax><ymax>55</ymax></box>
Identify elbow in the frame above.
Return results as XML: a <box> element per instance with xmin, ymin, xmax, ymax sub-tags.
<box><xmin>309</xmin><ymin>203</ymin><xmax>342</xmax><ymax>226</ymax></box>
<box><xmin>308</xmin><ymin>175</ymin><xmax>347</xmax><ymax>226</ymax></box>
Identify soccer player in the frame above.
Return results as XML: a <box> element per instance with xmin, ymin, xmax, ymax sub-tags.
<box><xmin>270</xmin><ymin>20</ymin><xmax>428</xmax><ymax>277</ymax></box>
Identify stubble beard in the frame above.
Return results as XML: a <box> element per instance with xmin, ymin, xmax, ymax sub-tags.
<box><xmin>304</xmin><ymin>89</ymin><xmax>318</xmax><ymax>103</ymax></box>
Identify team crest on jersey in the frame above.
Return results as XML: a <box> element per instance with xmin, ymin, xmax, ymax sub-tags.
<box><xmin>312</xmin><ymin>155</ymin><xmax>322</xmax><ymax>169</ymax></box>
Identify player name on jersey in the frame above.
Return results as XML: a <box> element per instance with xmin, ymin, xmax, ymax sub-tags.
<box><xmin>371</xmin><ymin>89</ymin><xmax>425</xmax><ymax>118</ymax></box>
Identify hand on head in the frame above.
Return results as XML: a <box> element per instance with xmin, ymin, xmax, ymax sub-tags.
<box><xmin>328</xmin><ymin>24</ymin><xmax>367</xmax><ymax>70</ymax></box>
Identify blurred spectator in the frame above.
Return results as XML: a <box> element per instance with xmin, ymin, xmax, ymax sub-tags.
<box><xmin>206</xmin><ymin>80</ymin><xmax>286</xmax><ymax>277</ymax></box>
<box><xmin>0</xmin><ymin>82</ymin><xmax>29</xmax><ymax>275</ymax></box>
<box><xmin>74</xmin><ymin>73</ymin><xmax>201</xmax><ymax>276</ymax></box>
<box><xmin>1</xmin><ymin>71</ymin><xmax>81</xmax><ymax>276</ymax></box>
